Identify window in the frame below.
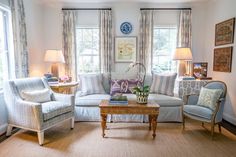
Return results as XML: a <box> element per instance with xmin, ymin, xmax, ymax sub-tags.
<box><xmin>76</xmin><ymin>28</ymin><xmax>100</xmax><ymax>73</ymax></box>
<box><xmin>152</xmin><ymin>27</ymin><xmax>177</xmax><ymax>73</ymax></box>
<box><xmin>0</xmin><ymin>6</ymin><xmax>13</xmax><ymax>89</ymax></box>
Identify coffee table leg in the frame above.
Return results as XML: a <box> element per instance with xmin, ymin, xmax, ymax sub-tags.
<box><xmin>152</xmin><ymin>115</ymin><xmax>157</xmax><ymax>138</ymax></box>
<box><xmin>101</xmin><ymin>114</ymin><xmax>107</xmax><ymax>137</ymax></box>
<box><xmin>148</xmin><ymin>115</ymin><xmax>152</xmax><ymax>130</ymax></box>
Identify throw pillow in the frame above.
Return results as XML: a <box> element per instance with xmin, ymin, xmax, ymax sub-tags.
<box><xmin>21</xmin><ymin>88</ymin><xmax>51</xmax><ymax>103</ymax></box>
<box><xmin>197</xmin><ymin>87</ymin><xmax>223</xmax><ymax>110</ymax></box>
<box><xmin>79</xmin><ymin>74</ymin><xmax>106</xmax><ymax>96</ymax></box>
<box><xmin>150</xmin><ymin>73</ymin><xmax>177</xmax><ymax>96</ymax></box>
<box><xmin>110</xmin><ymin>79</ymin><xmax>142</xmax><ymax>96</ymax></box>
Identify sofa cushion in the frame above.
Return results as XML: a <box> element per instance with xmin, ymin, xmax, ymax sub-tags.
<box><xmin>42</xmin><ymin>101</ymin><xmax>72</xmax><ymax>121</ymax></box>
<box><xmin>78</xmin><ymin>74</ymin><xmax>106</xmax><ymax>96</ymax></box>
<box><xmin>110</xmin><ymin>79</ymin><xmax>142</xmax><ymax>95</ymax></box>
<box><xmin>75</xmin><ymin>94</ymin><xmax>111</xmax><ymax>107</ymax></box>
<box><xmin>21</xmin><ymin>88</ymin><xmax>51</xmax><ymax>103</ymax></box>
<box><xmin>183</xmin><ymin>105</ymin><xmax>213</xmax><ymax>120</ymax></box>
<box><xmin>150</xmin><ymin>73</ymin><xmax>177</xmax><ymax>96</ymax></box>
<box><xmin>122</xmin><ymin>94</ymin><xmax>183</xmax><ymax>107</ymax></box>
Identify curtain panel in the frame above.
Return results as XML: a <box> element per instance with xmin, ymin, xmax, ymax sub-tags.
<box><xmin>99</xmin><ymin>10</ymin><xmax>113</xmax><ymax>74</ymax></box>
<box><xmin>62</xmin><ymin>10</ymin><xmax>77</xmax><ymax>80</ymax></box>
<box><xmin>177</xmin><ymin>10</ymin><xmax>192</xmax><ymax>48</ymax></box>
<box><xmin>9</xmin><ymin>0</ymin><xmax>29</xmax><ymax>78</ymax></box>
<box><xmin>138</xmin><ymin>10</ymin><xmax>154</xmax><ymax>74</ymax></box>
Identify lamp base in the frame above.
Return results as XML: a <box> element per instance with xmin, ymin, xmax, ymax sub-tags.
<box><xmin>178</xmin><ymin>61</ymin><xmax>186</xmax><ymax>77</ymax></box>
<box><xmin>51</xmin><ymin>63</ymin><xmax>59</xmax><ymax>78</ymax></box>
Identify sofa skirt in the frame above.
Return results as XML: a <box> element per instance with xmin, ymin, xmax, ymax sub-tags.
<box><xmin>74</xmin><ymin>106</ymin><xmax>182</xmax><ymax>123</ymax></box>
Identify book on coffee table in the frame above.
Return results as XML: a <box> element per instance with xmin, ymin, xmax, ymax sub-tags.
<box><xmin>109</xmin><ymin>95</ymin><xmax>128</xmax><ymax>105</ymax></box>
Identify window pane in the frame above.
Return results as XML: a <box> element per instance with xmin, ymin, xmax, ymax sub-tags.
<box><xmin>76</xmin><ymin>28</ymin><xmax>100</xmax><ymax>73</ymax></box>
<box><xmin>0</xmin><ymin>11</ymin><xmax>4</xmax><ymax>88</ymax></box>
<box><xmin>152</xmin><ymin>27</ymin><xmax>177</xmax><ymax>73</ymax></box>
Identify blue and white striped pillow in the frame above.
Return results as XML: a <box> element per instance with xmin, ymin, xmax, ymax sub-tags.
<box><xmin>79</xmin><ymin>74</ymin><xmax>106</xmax><ymax>96</ymax></box>
<box><xmin>150</xmin><ymin>73</ymin><xmax>177</xmax><ymax>96</ymax></box>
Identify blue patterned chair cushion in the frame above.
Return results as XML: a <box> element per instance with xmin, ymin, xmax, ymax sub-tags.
<box><xmin>42</xmin><ymin>101</ymin><xmax>72</xmax><ymax>121</ymax></box>
<box><xmin>197</xmin><ymin>87</ymin><xmax>222</xmax><ymax>110</ymax></box>
<box><xmin>21</xmin><ymin>88</ymin><xmax>51</xmax><ymax>103</ymax></box>
<box><xmin>183</xmin><ymin>105</ymin><xmax>213</xmax><ymax>120</ymax></box>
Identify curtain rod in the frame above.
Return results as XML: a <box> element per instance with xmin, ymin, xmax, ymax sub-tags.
<box><xmin>62</xmin><ymin>8</ymin><xmax>112</xmax><ymax>11</ymax></box>
<box><xmin>140</xmin><ymin>8</ymin><xmax>191</xmax><ymax>10</ymax></box>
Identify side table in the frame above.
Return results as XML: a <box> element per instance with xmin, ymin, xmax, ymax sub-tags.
<box><xmin>49</xmin><ymin>82</ymin><xmax>79</xmax><ymax>94</ymax></box>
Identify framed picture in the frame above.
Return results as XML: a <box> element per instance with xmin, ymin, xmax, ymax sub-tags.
<box><xmin>192</xmin><ymin>62</ymin><xmax>208</xmax><ymax>78</ymax></box>
<box><xmin>115</xmin><ymin>36</ymin><xmax>137</xmax><ymax>62</ymax></box>
<box><xmin>215</xmin><ymin>18</ymin><xmax>235</xmax><ymax>46</ymax></box>
<box><xmin>213</xmin><ymin>47</ymin><xmax>233</xmax><ymax>72</ymax></box>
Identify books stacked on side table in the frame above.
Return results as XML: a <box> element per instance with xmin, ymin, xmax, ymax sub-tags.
<box><xmin>109</xmin><ymin>95</ymin><xmax>128</xmax><ymax>105</ymax></box>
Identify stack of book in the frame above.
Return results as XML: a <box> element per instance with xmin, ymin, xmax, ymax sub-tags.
<box><xmin>109</xmin><ymin>95</ymin><xmax>128</xmax><ymax>105</ymax></box>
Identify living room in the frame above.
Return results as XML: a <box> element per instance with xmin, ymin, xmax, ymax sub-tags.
<box><xmin>0</xmin><ymin>0</ymin><xmax>236</xmax><ymax>156</ymax></box>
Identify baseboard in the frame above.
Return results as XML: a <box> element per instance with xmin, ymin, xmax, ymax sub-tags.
<box><xmin>222</xmin><ymin>119</ymin><xmax>236</xmax><ymax>135</ymax></box>
<box><xmin>223</xmin><ymin>113</ymin><xmax>236</xmax><ymax>125</ymax></box>
<box><xmin>0</xmin><ymin>123</ymin><xmax>7</xmax><ymax>136</ymax></box>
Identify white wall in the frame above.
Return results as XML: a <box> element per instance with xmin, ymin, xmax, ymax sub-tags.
<box><xmin>204</xmin><ymin>0</ymin><xmax>236</xmax><ymax>124</ymax></box>
<box><xmin>41</xmin><ymin>1</ymin><xmax>206</xmax><ymax>73</ymax></box>
<box><xmin>24</xmin><ymin>0</ymin><xmax>45</xmax><ymax>77</ymax></box>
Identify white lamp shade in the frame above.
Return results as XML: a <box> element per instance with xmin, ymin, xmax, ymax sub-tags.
<box><xmin>44</xmin><ymin>50</ymin><xmax>65</xmax><ymax>63</ymax></box>
<box><xmin>173</xmin><ymin>47</ymin><xmax>193</xmax><ymax>61</ymax></box>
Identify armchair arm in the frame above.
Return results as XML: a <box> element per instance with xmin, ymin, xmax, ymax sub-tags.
<box><xmin>9</xmin><ymin>99</ymin><xmax>43</xmax><ymax>130</ymax></box>
<box><xmin>52</xmin><ymin>93</ymin><xmax>75</xmax><ymax>108</ymax></box>
<box><xmin>183</xmin><ymin>94</ymin><xmax>199</xmax><ymax>105</ymax></box>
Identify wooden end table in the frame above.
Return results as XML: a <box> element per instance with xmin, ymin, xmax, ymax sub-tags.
<box><xmin>99</xmin><ymin>100</ymin><xmax>160</xmax><ymax>138</ymax></box>
<box><xmin>49</xmin><ymin>82</ymin><xmax>79</xmax><ymax>94</ymax></box>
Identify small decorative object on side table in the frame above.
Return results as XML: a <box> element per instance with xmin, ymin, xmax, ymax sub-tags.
<box><xmin>49</xmin><ymin>81</ymin><xmax>79</xmax><ymax>94</ymax></box>
<box><xmin>126</xmin><ymin>62</ymin><xmax>149</xmax><ymax>104</ymax></box>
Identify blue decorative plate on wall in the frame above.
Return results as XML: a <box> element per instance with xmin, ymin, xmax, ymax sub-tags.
<box><xmin>120</xmin><ymin>22</ymin><xmax>132</xmax><ymax>34</ymax></box>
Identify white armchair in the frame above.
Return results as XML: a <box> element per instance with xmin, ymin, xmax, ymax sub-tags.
<box><xmin>4</xmin><ymin>77</ymin><xmax>75</xmax><ymax>145</ymax></box>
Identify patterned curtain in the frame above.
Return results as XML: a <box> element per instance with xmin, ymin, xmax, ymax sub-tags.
<box><xmin>99</xmin><ymin>10</ymin><xmax>113</xmax><ymax>73</ymax></box>
<box><xmin>138</xmin><ymin>10</ymin><xmax>154</xmax><ymax>74</ymax></box>
<box><xmin>62</xmin><ymin>10</ymin><xmax>77</xmax><ymax>80</ymax></box>
<box><xmin>177</xmin><ymin>10</ymin><xmax>192</xmax><ymax>48</ymax></box>
<box><xmin>9</xmin><ymin>0</ymin><xmax>29</xmax><ymax>78</ymax></box>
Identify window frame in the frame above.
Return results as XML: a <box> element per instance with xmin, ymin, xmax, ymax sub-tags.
<box><xmin>76</xmin><ymin>27</ymin><xmax>100</xmax><ymax>74</ymax></box>
<box><xmin>152</xmin><ymin>26</ymin><xmax>177</xmax><ymax>73</ymax></box>
<box><xmin>0</xmin><ymin>5</ymin><xmax>14</xmax><ymax>91</ymax></box>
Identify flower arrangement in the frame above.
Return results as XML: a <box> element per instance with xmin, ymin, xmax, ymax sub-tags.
<box><xmin>60</xmin><ymin>75</ymin><xmax>70</xmax><ymax>83</ymax></box>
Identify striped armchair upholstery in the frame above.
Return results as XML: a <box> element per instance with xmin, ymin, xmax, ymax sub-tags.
<box><xmin>4</xmin><ymin>77</ymin><xmax>75</xmax><ymax>145</ymax></box>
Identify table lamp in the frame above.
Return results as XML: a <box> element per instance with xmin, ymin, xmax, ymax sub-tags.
<box><xmin>173</xmin><ymin>47</ymin><xmax>193</xmax><ymax>77</ymax></box>
<box><xmin>44</xmin><ymin>50</ymin><xmax>65</xmax><ymax>78</ymax></box>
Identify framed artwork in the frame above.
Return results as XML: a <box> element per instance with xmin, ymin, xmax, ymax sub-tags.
<box><xmin>115</xmin><ymin>37</ymin><xmax>137</xmax><ymax>62</ymax></box>
<box><xmin>215</xmin><ymin>18</ymin><xmax>235</xmax><ymax>46</ymax></box>
<box><xmin>192</xmin><ymin>62</ymin><xmax>208</xmax><ymax>78</ymax></box>
<box><xmin>213</xmin><ymin>47</ymin><xmax>233</xmax><ymax>72</ymax></box>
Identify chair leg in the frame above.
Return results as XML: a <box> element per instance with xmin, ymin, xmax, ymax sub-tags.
<box><xmin>211</xmin><ymin>123</ymin><xmax>215</xmax><ymax>140</ymax></box>
<box><xmin>218</xmin><ymin>124</ymin><xmax>222</xmax><ymax>133</ymax></box>
<box><xmin>202</xmin><ymin>122</ymin><xmax>204</xmax><ymax>127</ymax></box>
<box><xmin>6</xmin><ymin>125</ymin><xmax>13</xmax><ymax>136</ymax></box>
<box><xmin>37</xmin><ymin>131</ymin><xmax>44</xmax><ymax>146</ymax></box>
<box><xmin>182</xmin><ymin>115</ymin><xmax>185</xmax><ymax>130</ymax></box>
<box><xmin>71</xmin><ymin>117</ymin><xmax>75</xmax><ymax>129</ymax></box>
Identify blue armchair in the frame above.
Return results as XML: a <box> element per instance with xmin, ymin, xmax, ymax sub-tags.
<box><xmin>182</xmin><ymin>81</ymin><xmax>227</xmax><ymax>139</ymax></box>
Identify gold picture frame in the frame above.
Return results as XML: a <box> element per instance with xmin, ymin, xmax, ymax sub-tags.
<box><xmin>213</xmin><ymin>47</ymin><xmax>233</xmax><ymax>72</ymax></box>
<box><xmin>115</xmin><ymin>37</ymin><xmax>137</xmax><ymax>62</ymax></box>
<box><xmin>215</xmin><ymin>18</ymin><xmax>235</xmax><ymax>46</ymax></box>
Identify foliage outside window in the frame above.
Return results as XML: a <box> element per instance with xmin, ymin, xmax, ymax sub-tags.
<box><xmin>76</xmin><ymin>28</ymin><xmax>100</xmax><ymax>73</ymax></box>
<box><xmin>152</xmin><ymin>27</ymin><xmax>177</xmax><ymax>73</ymax></box>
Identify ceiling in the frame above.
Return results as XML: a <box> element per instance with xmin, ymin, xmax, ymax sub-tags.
<box><xmin>47</xmin><ymin>0</ymin><xmax>210</xmax><ymax>3</ymax></box>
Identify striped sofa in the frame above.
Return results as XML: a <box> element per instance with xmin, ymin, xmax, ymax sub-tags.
<box><xmin>4</xmin><ymin>77</ymin><xmax>75</xmax><ymax>145</ymax></box>
<box><xmin>75</xmin><ymin>73</ymin><xmax>183</xmax><ymax>122</ymax></box>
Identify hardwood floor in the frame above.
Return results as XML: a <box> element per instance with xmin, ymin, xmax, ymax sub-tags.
<box><xmin>0</xmin><ymin>119</ymin><xmax>236</xmax><ymax>157</ymax></box>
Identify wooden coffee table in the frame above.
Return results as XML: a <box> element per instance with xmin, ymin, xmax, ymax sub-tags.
<box><xmin>99</xmin><ymin>100</ymin><xmax>160</xmax><ymax>138</ymax></box>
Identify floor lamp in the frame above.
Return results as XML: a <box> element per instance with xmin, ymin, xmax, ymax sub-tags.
<box><xmin>173</xmin><ymin>47</ymin><xmax>193</xmax><ymax>77</ymax></box>
<box><xmin>44</xmin><ymin>50</ymin><xmax>65</xmax><ymax>78</ymax></box>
